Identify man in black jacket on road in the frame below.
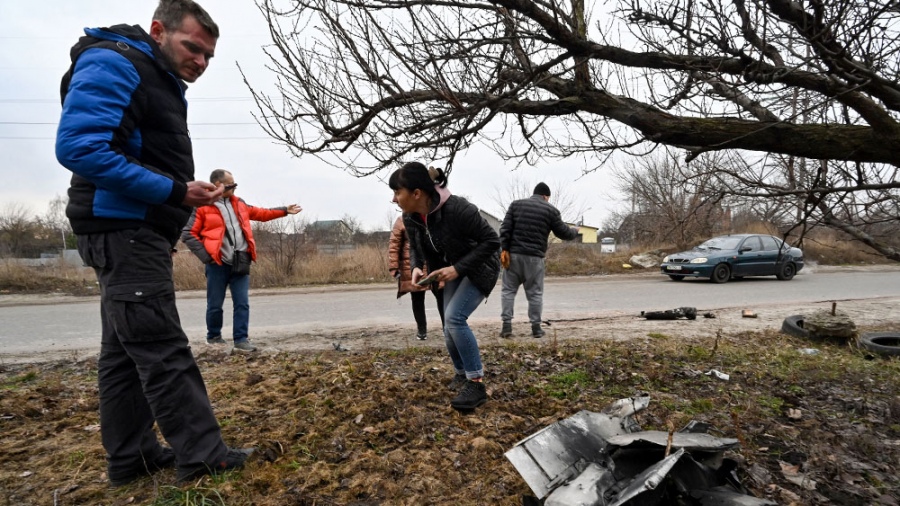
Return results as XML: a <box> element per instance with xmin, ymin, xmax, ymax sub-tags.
<box><xmin>499</xmin><ymin>183</ymin><xmax>580</xmax><ymax>338</ymax></box>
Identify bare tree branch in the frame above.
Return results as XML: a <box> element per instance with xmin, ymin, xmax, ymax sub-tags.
<box><xmin>245</xmin><ymin>0</ymin><xmax>900</xmax><ymax>259</ymax></box>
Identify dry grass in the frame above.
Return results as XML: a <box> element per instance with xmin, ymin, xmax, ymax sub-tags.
<box><xmin>800</xmin><ymin>229</ymin><xmax>892</xmax><ymax>265</ymax></box>
<box><xmin>545</xmin><ymin>243</ymin><xmax>637</xmax><ymax>276</ymax></box>
<box><xmin>1</xmin><ymin>327</ymin><xmax>898</xmax><ymax>505</ymax></box>
<box><xmin>171</xmin><ymin>246</ymin><xmax>394</xmax><ymax>292</ymax></box>
<box><xmin>0</xmin><ymin>259</ymin><xmax>96</xmax><ymax>295</ymax></box>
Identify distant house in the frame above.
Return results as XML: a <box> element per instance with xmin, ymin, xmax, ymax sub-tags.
<box><xmin>572</xmin><ymin>223</ymin><xmax>598</xmax><ymax>244</ymax></box>
<box><xmin>549</xmin><ymin>222</ymin><xmax>598</xmax><ymax>244</ymax></box>
<box><xmin>480</xmin><ymin>209</ymin><xmax>502</xmax><ymax>235</ymax></box>
<box><xmin>307</xmin><ymin>220</ymin><xmax>353</xmax><ymax>244</ymax></box>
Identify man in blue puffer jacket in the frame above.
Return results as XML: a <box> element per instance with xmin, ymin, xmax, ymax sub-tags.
<box><xmin>55</xmin><ymin>0</ymin><xmax>251</xmax><ymax>486</ymax></box>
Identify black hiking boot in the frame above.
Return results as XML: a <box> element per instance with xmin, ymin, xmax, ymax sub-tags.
<box><xmin>108</xmin><ymin>446</ymin><xmax>176</xmax><ymax>487</ymax></box>
<box><xmin>176</xmin><ymin>447</ymin><xmax>254</xmax><ymax>483</ymax></box>
<box><xmin>500</xmin><ymin>322</ymin><xmax>513</xmax><ymax>338</ymax></box>
<box><xmin>447</xmin><ymin>373</ymin><xmax>467</xmax><ymax>390</ymax></box>
<box><xmin>451</xmin><ymin>380</ymin><xmax>488</xmax><ymax>411</ymax></box>
<box><xmin>531</xmin><ymin>323</ymin><xmax>545</xmax><ymax>338</ymax></box>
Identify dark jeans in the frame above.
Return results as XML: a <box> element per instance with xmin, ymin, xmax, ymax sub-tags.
<box><xmin>205</xmin><ymin>262</ymin><xmax>250</xmax><ymax>343</ymax></box>
<box><xmin>76</xmin><ymin>228</ymin><xmax>227</xmax><ymax>470</ymax></box>
<box><xmin>411</xmin><ymin>286</ymin><xmax>445</xmax><ymax>332</ymax></box>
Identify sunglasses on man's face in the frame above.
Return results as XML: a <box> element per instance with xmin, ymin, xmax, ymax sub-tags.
<box><xmin>224</xmin><ymin>183</ymin><xmax>238</xmax><ymax>190</ymax></box>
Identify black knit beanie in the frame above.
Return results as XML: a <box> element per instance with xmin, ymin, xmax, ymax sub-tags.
<box><xmin>533</xmin><ymin>182</ymin><xmax>551</xmax><ymax>197</ymax></box>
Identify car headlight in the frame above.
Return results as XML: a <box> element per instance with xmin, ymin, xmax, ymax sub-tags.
<box><xmin>689</xmin><ymin>257</ymin><xmax>708</xmax><ymax>264</ymax></box>
<box><xmin>662</xmin><ymin>255</ymin><xmax>669</xmax><ymax>263</ymax></box>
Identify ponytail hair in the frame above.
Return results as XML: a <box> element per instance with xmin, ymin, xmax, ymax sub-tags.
<box><xmin>388</xmin><ymin>162</ymin><xmax>448</xmax><ymax>201</ymax></box>
<box><xmin>427</xmin><ymin>166</ymin><xmax>448</xmax><ymax>188</ymax></box>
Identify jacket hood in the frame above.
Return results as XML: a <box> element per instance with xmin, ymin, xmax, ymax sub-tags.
<box><xmin>72</xmin><ymin>25</ymin><xmax>156</xmax><ymax>60</ymax></box>
<box><xmin>72</xmin><ymin>25</ymin><xmax>181</xmax><ymax>83</ymax></box>
<box><xmin>428</xmin><ymin>184</ymin><xmax>452</xmax><ymax>215</ymax></box>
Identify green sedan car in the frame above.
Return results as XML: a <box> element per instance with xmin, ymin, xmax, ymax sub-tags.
<box><xmin>660</xmin><ymin>234</ymin><xmax>804</xmax><ymax>283</ymax></box>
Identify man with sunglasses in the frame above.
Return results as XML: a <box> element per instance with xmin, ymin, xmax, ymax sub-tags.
<box><xmin>182</xmin><ymin>169</ymin><xmax>301</xmax><ymax>352</ymax></box>
<box><xmin>56</xmin><ymin>0</ymin><xmax>252</xmax><ymax>485</ymax></box>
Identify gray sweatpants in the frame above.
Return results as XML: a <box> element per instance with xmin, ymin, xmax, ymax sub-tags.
<box><xmin>77</xmin><ymin>228</ymin><xmax>228</xmax><ymax>471</ymax></box>
<box><xmin>500</xmin><ymin>253</ymin><xmax>546</xmax><ymax>325</ymax></box>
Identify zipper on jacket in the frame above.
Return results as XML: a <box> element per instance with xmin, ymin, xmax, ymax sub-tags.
<box><xmin>425</xmin><ymin>224</ymin><xmax>439</xmax><ymax>253</ymax></box>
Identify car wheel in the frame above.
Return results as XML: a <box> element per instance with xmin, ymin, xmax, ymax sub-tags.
<box><xmin>668</xmin><ymin>275</ymin><xmax>685</xmax><ymax>281</ymax></box>
<box><xmin>781</xmin><ymin>315</ymin><xmax>809</xmax><ymax>338</ymax></box>
<box><xmin>857</xmin><ymin>332</ymin><xmax>900</xmax><ymax>356</ymax></box>
<box><xmin>710</xmin><ymin>264</ymin><xmax>731</xmax><ymax>284</ymax></box>
<box><xmin>776</xmin><ymin>262</ymin><xmax>796</xmax><ymax>281</ymax></box>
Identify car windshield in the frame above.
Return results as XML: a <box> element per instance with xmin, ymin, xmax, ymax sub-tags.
<box><xmin>694</xmin><ymin>236</ymin><xmax>743</xmax><ymax>251</ymax></box>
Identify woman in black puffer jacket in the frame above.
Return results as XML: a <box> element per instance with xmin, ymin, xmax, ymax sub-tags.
<box><xmin>389</xmin><ymin>162</ymin><xmax>500</xmax><ymax>412</ymax></box>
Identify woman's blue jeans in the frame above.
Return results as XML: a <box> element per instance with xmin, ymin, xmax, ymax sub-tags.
<box><xmin>205</xmin><ymin>263</ymin><xmax>250</xmax><ymax>343</ymax></box>
<box><xmin>442</xmin><ymin>276</ymin><xmax>485</xmax><ymax>379</ymax></box>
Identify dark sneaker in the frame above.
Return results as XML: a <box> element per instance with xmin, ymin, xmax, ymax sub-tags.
<box><xmin>176</xmin><ymin>447</ymin><xmax>254</xmax><ymax>483</ymax></box>
<box><xmin>447</xmin><ymin>373</ymin><xmax>467</xmax><ymax>390</ymax></box>
<box><xmin>108</xmin><ymin>446</ymin><xmax>176</xmax><ymax>487</ymax></box>
<box><xmin>416</xmin><ymin>330</ymin><xmax>427</xmax><ymax>340</ymax></box>
<box><xmin>451</xmin><ymin>380</ymin><xmax>488</xmax><ymax>411</ymax></box>
<box><xmin>233</xmin><ymin>341</ymin><xmax>257</xmax><ymax>352</ymax></box>
<box><xmin>207</xmin><ymin>336</ymin><xmax>226</xmax><ymax>345</ymax></box>
<box><xmin>500</xmin><ymin>322</ymin><xmax>513</xmax><ymax>338</ymax></box>
<box><xmin>531</xmin><ymin>323</ymin><xmax>546</xmax><ymax>338</ymax></box>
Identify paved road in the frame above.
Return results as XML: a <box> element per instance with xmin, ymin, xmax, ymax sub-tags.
<box><xmin>2</xmin><ymin>265</ymin><xmax>899</xmax><ymax>361</ymax></box>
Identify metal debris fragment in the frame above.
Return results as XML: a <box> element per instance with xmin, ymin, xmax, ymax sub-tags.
<box><xmin>506</xmin><ymin>396</ymin><xmax>775</xmax><ymax>505</ymax></box>
<box><xmin>705</xmin><ymin>369</ymin><xmax>730</xmax><ymax>381</ymax></box>
<box><xmin>641</xmin><ymin>307</ymin><xmax>698</xmax><ymax>320</ymax></box>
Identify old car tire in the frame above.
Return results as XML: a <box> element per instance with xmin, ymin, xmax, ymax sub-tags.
<box><xmin>857</xmin><ymin>332</ymin><xmax>900</xmax><ymax>356</ymax></box>
<box><xmin>776</xmin><ymin>262</ymin><xmax>796</xmax><ymax>281</ymax></box>
<box><xmin>668</xmin><ymin>275</ymin><xmax>685</xmax><ymax>281</ymax></box>
<box><xmin>781</xmin><ymin>315</ymin><xmax>809</xmax><ymax>338</ymax></box>
<box><xmin>710</xmin><ymin>264</ymin><xmax>731</xmax><ymax>284</ymax></box>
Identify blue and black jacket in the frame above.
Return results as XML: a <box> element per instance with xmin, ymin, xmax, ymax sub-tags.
<box><xmin>56</xmin><ymin>24</ymin><xmax>193</xmax><ymax>244</ymax></box>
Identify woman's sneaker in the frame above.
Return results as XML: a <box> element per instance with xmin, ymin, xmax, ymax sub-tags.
<box><xmin>450</xmin><ymin>380</ymin><xmax>487</xmax><ymax>411</ymax></box>
<box><xmin>416</xmin><ymin>330</ymin><xmax>427</xmax><ymax>340</ymax></box>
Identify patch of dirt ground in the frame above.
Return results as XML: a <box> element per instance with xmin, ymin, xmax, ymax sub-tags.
<box><xmin>2</xmin><ymin>307</ymin><xmax>900</xmax><ymax>506</ymax></box>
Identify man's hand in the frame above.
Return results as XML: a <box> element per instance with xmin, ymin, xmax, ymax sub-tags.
<box><xmin>286</xmin><ymin>204</ymin><xmax>302</xmax><ymax>215</ymax></box>
<box><xmin>183</xmin><ymin>181</ymin><xmax>223</xmax><ymax>207</ymax></box>
<box><xmin>500</xmin><ymin>250</ymin><xmax>511</xmax><ymax>269</ymax></box>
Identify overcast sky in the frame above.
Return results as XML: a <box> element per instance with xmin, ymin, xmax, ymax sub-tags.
<box><xmin>0</xmin><ymin>1</ymin><xmax>621</xmax><ymax>232</ymax></box>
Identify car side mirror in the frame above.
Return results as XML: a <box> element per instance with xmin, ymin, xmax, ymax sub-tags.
<box><xmin>739</xmin><ymin>247</ymin><xmax>752</xmax><ymax>253</ymax></box>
